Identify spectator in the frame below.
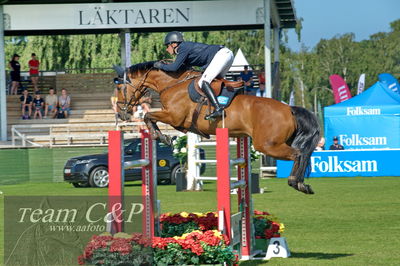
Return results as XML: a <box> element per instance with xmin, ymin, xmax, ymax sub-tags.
<box><xmin>44</xmin><ymin>87</ymin><xmax>58</xmax><ymax>118</ymax></box>
<box><xmin>258</xmin><ymin>68</ymin><xmax>266</xmax><ymax>88</ymax></box>
<box><xmin>110</xmin><ymin>86</ymin><xmax>119</xmax><ymax>122</ymax></box>
<box><xmin>131</xmin><ymin>105</ymin><xmax>147</xmax><ymax>132</ymax></box>
<box><xmin>9</xmin><ymin>53</ymin><xmax>21</xmax><ymax>95</ymax></box>
<box><xmin>315</xmin><ymin>137</ymin><xmax>325</xmax><ymax>151</ymax></box>
<box><xmin>58</xmin><ymin>88</ymin><xmax>71</xmax><ymax>119</ymax></box>
<box><xmin>32</xmin><ymin>91</ymin><xmax>44</xmax><ymax>119</ymax></box>
<box><xmin>255</xmin><ymin>83</ymin><xmax>266</xmax><ymax>97</ymax></box>
<box><xmin>238</xmin><ymin>65</ymin><xmax>254</xmax><ymax>95</ymax></box>
<box><xmin>139</xmin><ymin>92</ymin><xmax>152</xmax><ymax>113</ymax></box>
<box><xmin>329</xmin><ymin>136</ymin><xmax>344</xmax><ymax>150</ymax></box>
<box><xmin>19</xmin><ymin>88</ymin><xmax>32</xmax><ymax>119</ymax></box>
<box><xmin>28</xmin><ymin>53</ymin><xmax>40</xmax><ymax>92</ymax></box>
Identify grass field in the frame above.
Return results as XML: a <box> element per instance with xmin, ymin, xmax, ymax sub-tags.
<box><xmin>1</xmin><ymin>176</ymin><xmax>400</xmax><ymax>265</ymax></box>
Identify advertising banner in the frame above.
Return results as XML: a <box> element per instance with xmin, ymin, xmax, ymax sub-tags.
<box><xmin>378</xmin><ymin>73</ymin><xmax>400</xmax><ymax>94</ymax></box>
<box><xmin>324</xmin><ymin>82</ymin><xmax>400</xmax><ymax>149</ymax></box>
<box><xmin>277</xmin><ymin>149</ymin><xmax>400</xmax><ymax>178</ymax></box>
<box><xmin>3</xmin><ymin>0</ymin><xmax>264</xmax><ymax>31</ymax></box>
<box><xmin>329</xmin><ymin>74</ymin><xmax>352</xmax><ymax>103</ymax></box>
<box><xmin>357</xmin><ymin>73</ymin><xmax>365</xmax><ymax>95</ymax></box>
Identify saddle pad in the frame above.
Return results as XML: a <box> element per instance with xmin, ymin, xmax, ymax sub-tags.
<box><xmin>188</xmin><ymin>80</ymin><xmax>242</xmax><ymax>108</ymax></box>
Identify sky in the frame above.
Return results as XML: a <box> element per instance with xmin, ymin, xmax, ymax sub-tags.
<box><xmin>286</xmin><ymin>0</ymin><xmax>400</xmax><ymax>51</ymax></box>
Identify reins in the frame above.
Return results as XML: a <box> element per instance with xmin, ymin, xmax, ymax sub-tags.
<box><xmin>158</xmin><ymin>71</ymin><xmax>201</xmax><ymax>95</ymax></box>
<box><xmin>116</xmin><ymin>68</ymin><xmax>152</xmax><ymax>116</ymax></box>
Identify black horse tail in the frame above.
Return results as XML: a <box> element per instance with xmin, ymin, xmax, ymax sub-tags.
<box><xmin>289</xmin><ymin>106</ymin><xmax>320</xmax><ymax>194</ymax></box>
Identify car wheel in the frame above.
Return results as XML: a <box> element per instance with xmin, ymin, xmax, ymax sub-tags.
<box><xmin>89</xmin><ymin>166</ymin><xmax>109</xmax><ymax>188</ymax></box>
<box><xmin>72</xmin><ymin>182</ymin><xmax>89</xmax><ymax>188</ymax></box>
<box><xmin>170</xmin><ymin>164</ymin><xmax>184</xmax><ymax>185</ymax></box>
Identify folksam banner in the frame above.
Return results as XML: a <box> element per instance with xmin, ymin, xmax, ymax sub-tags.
<box><xmin>324</xmin><ymin>82</ymin><xmax>400</xmax><ymax>149</ymax></box>
<box><xmin>379</xmin><ymin>73</ymin><xmax>400</xmax><ymax>94</ymax></box>
<box><xmin>277</xmin><ymin>149</ymin><xmax>400</xmax><ymax>177</ymax></box>
<box><xmin>329</xmin><ymin>74</ymin><xmax>352</xmax><ymax>103</ymax></box>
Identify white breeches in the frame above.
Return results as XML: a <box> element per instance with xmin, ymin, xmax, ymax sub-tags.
<box><xmin>198</xmin><ymin>47</ymin><xmax>234</xmax><ymax>87</ymax></box>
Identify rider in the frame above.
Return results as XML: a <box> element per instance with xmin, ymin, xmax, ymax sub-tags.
<box><xmin>153</xmin><ymin>31</ymin><xmax>234</xmax><ymax>120</ymax></box>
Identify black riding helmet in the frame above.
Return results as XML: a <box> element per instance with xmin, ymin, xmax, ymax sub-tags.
<box><xmin>164</xmin><ymin>31</ymin><xmax>184</xmax><ymax>45</ymax></box>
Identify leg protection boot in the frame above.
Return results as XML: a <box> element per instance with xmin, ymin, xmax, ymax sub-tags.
<box><xmin>201</xmin><ymin>81</ymin><xmax>224</xmax><ymax>120</ymax></box>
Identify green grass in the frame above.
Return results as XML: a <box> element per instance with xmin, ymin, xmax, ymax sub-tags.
<box><xmin>1</xmin><ymin>177</ymin><xmax>400</xmax><ymax>265</ymax></box>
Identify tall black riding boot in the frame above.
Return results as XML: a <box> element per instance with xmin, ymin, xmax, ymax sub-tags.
<box><xmin>201</xmin><ymin>81</ymin><xmax>224</xmax><ymax>120</ymax></box>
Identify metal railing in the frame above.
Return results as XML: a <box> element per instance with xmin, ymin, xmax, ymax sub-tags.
<box><xmin>10</xmin><ymin>122</ymin><xmax>178</xmax><ymax>147</ymax></box>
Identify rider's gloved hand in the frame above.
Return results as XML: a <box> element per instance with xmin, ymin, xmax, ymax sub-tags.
<box><xmin>153</xmin><ymin>61</ymin><xmax>163</xmax><ymax>69</ymax></box>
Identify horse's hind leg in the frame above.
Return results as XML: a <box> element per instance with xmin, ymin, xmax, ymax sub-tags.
<box><xmin>254</xmin><ymin>142</ymin><xmax>314</xmax><ymax>194</ymax></box>
<box><xmin>288</xmin><ymin>158</ymin><xmax>314</xmax><ymax>194</ymax></box>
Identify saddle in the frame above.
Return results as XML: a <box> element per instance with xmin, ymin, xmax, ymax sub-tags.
<box><xmin>185</xmin><ymin>78</ymin><xmax>244</xmax><ymax>138</ymax></box>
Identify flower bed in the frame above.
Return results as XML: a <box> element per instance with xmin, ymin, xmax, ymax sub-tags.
<box><xmin>160</xmin><ymin>210</ymin><xmax>284</xmax><ymax>239</ymax></box>
<box><xmin>159</xmin><ymin>211</ymin><xmax>218</xmax><ymax>237</ymax></box>
<box><xmin>78</xmin><ymin>232</ymin><xmax>153</xmax><ymax>266</ymax></box>
<box><xmin>79</xmin><ymin>210</ymin><xmax>282</xmax><ymax>265</ymax></box>
<box><xmin>153</xmin><ymin>230</ymin><xmax>236</xmax><ymax>265</ymax></box>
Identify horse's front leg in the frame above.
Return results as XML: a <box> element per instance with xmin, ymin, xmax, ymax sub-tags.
<box><xmin>144</xmin><ymin>111</ymin><xmax>176</xmax><ymax>145</ymax></box>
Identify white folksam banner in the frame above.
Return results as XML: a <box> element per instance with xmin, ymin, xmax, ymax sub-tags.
<box><xmin>357</xmin><ymin>73</ymin><xmax>365</xmax><ymax>95</ymax></box>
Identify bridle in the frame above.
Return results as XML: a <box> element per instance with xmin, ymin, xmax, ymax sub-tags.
<box><xmin>115</xmin><ymin>66</ymin><xmax>201</xmax><ymax>119</ymax></box>
<box><xmin>115</xmin><ymin>68</ymin><xmax>152</xmax><ymax>119</ymax></box>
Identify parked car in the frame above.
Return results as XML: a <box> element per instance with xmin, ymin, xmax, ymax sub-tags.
<box><xmin>63</xmin><ymin>138</ymin><xmax>206</xmax><ymax>188</ymax></box>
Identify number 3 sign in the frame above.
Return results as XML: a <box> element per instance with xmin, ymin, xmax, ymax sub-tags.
<box><xmin>265</xmin><ymin>237</ymin><xmax>291</xmax><ymax>259</ymax></box>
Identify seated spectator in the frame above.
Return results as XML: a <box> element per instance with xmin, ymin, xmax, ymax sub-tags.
<box><xmin>19</xmin><ymin>89</ymin><xmax>32</xmax><ymax>119</ymax></box>
<box><xmin>32</xmin><ymin>91</ymin><xmax>44</xmax><ymax>119</ymax></box>
<box><xmin>131</xmin><ymin>105</ymin><xmax>147</xmax><ymax>132</ymax></box>
<box><xmin>44</xmin><ymin>87</ymin><xmax>58</xmax><ymax>118</ymax></box>
<box><xmin>315</xmin><ymin>137</ymin><xmax>325</xmax><ymax>151</ymax></box>
<box><xmin>329</xmin><ymin>136</ymin><xmax>344</xmax><ymax>150</ymax></box>
<box><xmin>238</xmin><ymin>65</ymin><xmax>254</xmax><ymax>95</ymax></box>
<box><xmin>58</xmin><ymin>88</ymin><xmax>71</xmax><ymax>119</ymax></box>
<box><xmin>139</xmin><ymin>93</ymin><xmax>152</xmax><ymax>113</ymax></box>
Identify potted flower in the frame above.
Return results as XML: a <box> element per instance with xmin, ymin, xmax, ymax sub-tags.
<box><xmin>78</xmin><ymin>232</ymin><xmax>153</xmax><ymax>266</ymax></box>
<box><xmin>159</xmin><ymin>212</ymin><xmax>218</xmax><ymax>237</ymax></box>
<box><xmin>152</xmin><ymin>230</ymin><xmax>237</xmax><ymax>265</ymax></box>
<box><xmin>253</xmin><ymin>210</ymin><xmax>284</xmax><ymax>252</ymax></box>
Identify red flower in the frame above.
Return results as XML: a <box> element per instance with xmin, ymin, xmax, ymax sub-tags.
<box><xmin>271</xmin><ymin>222</ymin><xmax>280</xmax><ymax>233</ymax></box>
<box><xmin>77</xmin><ymin>255</ymin><xmax>85</xmax><ymax>265</ymax></box>
<box><xmin>109</xmin><ymin>238</ymin><xmax>132</xmax><ymax>255</ymax></box>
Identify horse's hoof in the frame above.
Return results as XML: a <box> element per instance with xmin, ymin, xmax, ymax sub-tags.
<box><xmin>297</xmin><ymin>183</ymin><xmax>314</xmax><ymax>195</ymax></box>
<box><xmin>160</xmin><ymin>135</ymin><xmax>172</xmax><ymax>146</ymax></box>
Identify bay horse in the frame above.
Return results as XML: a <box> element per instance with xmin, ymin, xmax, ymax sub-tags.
<box><xmin>115</xmin><ymin>61</ymin><xmax>320</xmax><ymax>194</ymax></box>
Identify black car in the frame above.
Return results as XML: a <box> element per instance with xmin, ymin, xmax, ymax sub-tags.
<box><xmin>64</xmin><ymin>138</ymin><xmax>206</xmax><ymax>188</ymax></box>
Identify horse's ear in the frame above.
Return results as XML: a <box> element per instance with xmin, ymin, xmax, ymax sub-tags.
<box><xmin>113</xmin><ymin>65</ymin><xmax>125</xmax><ymax>78</ymax></box>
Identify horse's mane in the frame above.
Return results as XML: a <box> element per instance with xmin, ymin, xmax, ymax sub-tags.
<box><xmin>128</xmin><ymin>61</ymin><xmax>157</xmax><ymax>74</ymax></box>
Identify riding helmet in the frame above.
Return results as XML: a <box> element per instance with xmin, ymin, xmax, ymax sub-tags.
<box><xmin>164</xmin><ymin>31</ymin><xmax>184</xmax><ymax>45</ymax></box>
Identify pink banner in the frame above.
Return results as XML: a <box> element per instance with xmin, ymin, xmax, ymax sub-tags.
<box><xmin>329</xmin><ymin>74</ymin><xmax>352</xmax><ymax>103</ymax></box>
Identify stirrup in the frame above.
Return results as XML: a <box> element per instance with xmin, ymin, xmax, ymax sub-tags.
<box><xmin>205</xmin><ymin>108</ymin><xmax>224</xmax><ymax>120</ymax></box>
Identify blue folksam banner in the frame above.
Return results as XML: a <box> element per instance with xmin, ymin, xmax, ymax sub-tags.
<box><xmin>379</xmin><ymin>73</ymin><xmax>400</xmax><ymax>94</ymax></box>
<box><xmin>277</xmin><ymin>149</ymin><xmax>400</xmax><ymax>178</ymax></box>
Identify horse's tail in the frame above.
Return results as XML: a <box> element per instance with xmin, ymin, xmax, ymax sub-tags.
<box><xmin>289</xmin><ymin>106</ymin><xmax>320</xmax><ymax>194</ymax></box>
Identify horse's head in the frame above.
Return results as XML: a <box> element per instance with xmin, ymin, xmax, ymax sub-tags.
<box><xmin>113</xmin><ymin>61</ymin><xmax>156</xmax><ymax>121</ymax></box>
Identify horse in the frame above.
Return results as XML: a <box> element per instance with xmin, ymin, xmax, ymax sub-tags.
<box><xmin>114</xmin><ymin>61</ymin><xmax>320</xmax><ymax>194</ymax></box>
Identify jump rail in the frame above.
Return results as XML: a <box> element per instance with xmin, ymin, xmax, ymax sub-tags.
<box><xmin>107</xmin><ymin>130</ymin><xmax>158</xmax><ymax>238</ymax></box>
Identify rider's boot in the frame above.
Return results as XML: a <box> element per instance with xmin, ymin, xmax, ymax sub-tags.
<box><xmin>201</xmin><ymin>81</ymin><xmax>224</xmax><ymax>120</ymax></box>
